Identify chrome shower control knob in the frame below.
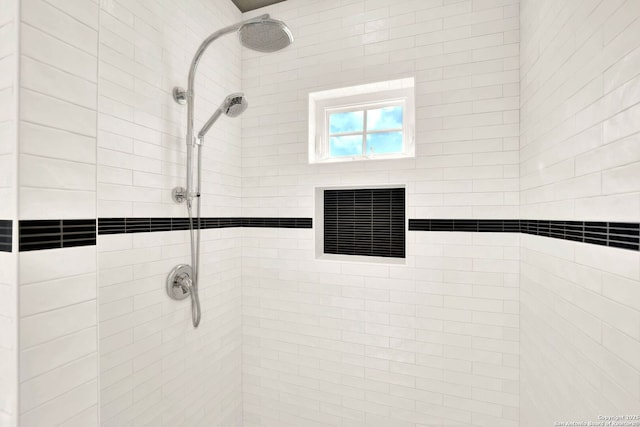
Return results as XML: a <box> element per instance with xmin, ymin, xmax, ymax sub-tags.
<box><xmin>173</xmin><ymin>87</ymin><xmax>187</xmax><ymax>105</ymax></box>
<box><xmin>172</xmin><ymin>187</ymin><xmax>187</xmax><ymax>204</ymax></box>
<box><xmin>166</xmin><ymin>264</ymin><xmax>193</xmax><ymax>301</ymax></box>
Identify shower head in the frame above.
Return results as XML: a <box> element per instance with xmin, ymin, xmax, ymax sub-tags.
<box><xmin>222</xmin><ymin>93</ymin><xmax>248</xmax><ymax>118</ymax></box>
<box><xmin>239</xmin><ymin>16</ymin><xmax>293</xmax><ymax>53</ymax></box>
<box><xmin>197</xmin><ymin>93</ymin><xmax>247</xmax><ymax>139</ymax></box>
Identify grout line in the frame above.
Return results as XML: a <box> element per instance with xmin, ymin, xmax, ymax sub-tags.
<box><xmin>19</xmin><ymin>324</ymin><xmax>97</xmax><ymax>353</ymax></box>
<box><xmin>14</xmin><ymin>0</ymin><xmax>21</xmax><ymax>420</ymax></box>
<box><xmin>19</xmin><ymin>351</ymin><xmax>96</xmax><ymax>385</ymax></box>
<box><xmin>19</xmin><ymin>22</ymin><xmax>98</xmax><ymax>59</ymax></box>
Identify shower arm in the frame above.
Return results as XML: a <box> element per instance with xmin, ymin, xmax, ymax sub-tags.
<box><xmin>182</xmin><ymin>14</ymin><xmax>269</xmax><ymax>202</ymax></box>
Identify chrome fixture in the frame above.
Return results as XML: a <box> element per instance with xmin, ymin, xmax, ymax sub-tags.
<box><xmin>168</xmin><ymin>14</ymin><xmax>293</xmax><ymax>328</ymax></box>
<box><xmin>198</xmin><ymin>93</ymin><xmax>248</xmax><ymax>139</ymax></box>
<box><xmin>166</xmin><ymin>264</ymin><xmax>193</xmax><ymax>301</ymax></box>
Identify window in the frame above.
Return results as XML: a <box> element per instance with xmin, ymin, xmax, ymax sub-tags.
<box><xmin>309</xmin><ymin>78</ymin><xmax>415</xmax><ymax>163</ymax></box>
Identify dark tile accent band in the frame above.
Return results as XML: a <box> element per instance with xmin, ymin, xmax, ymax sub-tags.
<box><xmin>19</xmin><ymin>219</ymin><xmax>96</xmax><ymax>252</ymax></box>
<box><xmin>0</xmin><ymin>220</ymin><xmax>12</xmax><ymax>253</ymax></box>
<box><xmin>97</xmin><ymin>217</ymin><xmax>313</xmax><ymax>235</ymax></box>
<box><xmin>408</xmin><ymin>219</ymin><xmax>640</xmax><ymax>251</ymax></box>
<box><xmin>19</xmin><ymin>217</ymin><xmax>312</xmax><ymax>251</ymax></box>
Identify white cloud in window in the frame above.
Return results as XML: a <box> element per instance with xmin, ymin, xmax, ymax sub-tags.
<box><xmin>329</xmin><ymin>111</ymin><xmax>363</xmax><ymax>134</ymax></box>
<box><xmin>367</xmin><ymin>106</ymin><xmax>403</xmax><ymax>131</ymax></box>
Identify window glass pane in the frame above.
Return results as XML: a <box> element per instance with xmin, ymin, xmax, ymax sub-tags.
<box><xmin>367</xmin><ymin>106</ymin><xmax>403</xmax><ymax>131</ymax></box>
<box><xmin>330</xmin><ymin>135</ymin><xmax>363</xmax><ymax>157</ymax></box>
<box><xmin>366</xmin><ymin>132</ymin><xmax>403</xmax><ymax>154</ymax></box>
<box><xmin>329</xmin><ymin>111</ymin><xmax>364</xmax><ymax>134</ymax></box>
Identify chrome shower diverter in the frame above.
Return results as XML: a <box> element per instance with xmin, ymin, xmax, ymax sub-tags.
<box><xmin>166</xmin><ymin>264</ymin><xmax>193</xmax><ymax>301</ymax></box>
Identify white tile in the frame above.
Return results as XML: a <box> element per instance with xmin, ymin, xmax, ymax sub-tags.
<box><xmin>19</xmin><ymin>154</ymin><xmax>95</xmax><ymax>191</ymax></box>
<box><xmin>20</xmin><ymin>24</ymin><xmax>96</xmax><ymax>82</ymax></box>
<box><xmin>20</xmin><ymin>89</ymin><xmax>96</xmax><ymax>137</ymax></box>
<box><xmin>19</xmin><ymin>247</ymin><xmax>96</xmax><ymax>284</ymax></box>
<box><xmin>20</xmin><ymin>354</ymin><xmax>96</xmax><ymax>412</ymax></box>
<box><xmin>20</xmin><ymin>300</ymin><xmax>96</xmax><ymax>349</ymax></box>
<box><xmin>20</xmin><ymin>122</ymin><xmax>96</xmax><ymax>164</ymax></box>
<box><xmin>19</xmin><ymin>187</ymin><xmax>96</xmax><ymax>219</ymax></box>
<box><xmin>21</xmin><ymin>56</ymin><xmax>97</xmax><ymax>109</ymax></box>
<box><xmin>20</xmin><ymin>327</ymin><xmax>96</xmax><ymax>381</ymax></box>
<box><xmin>575</xmin><ymin>243</ymin><xmax>640</xmax><ymax>281</ymax></box>
<box><xmin>20</xmin><ymin>274</ymin><xmax>96</xmax><ymax>317</ymax></box>
<box><xmin>21</xmin><ymin>0</ymin><xmax>97</xmax><ymax>55</ymax></box>
<box><xmin>19</xmin><ymin>380</ymin><xmax>97</xmax><ymax>427</ymax></box>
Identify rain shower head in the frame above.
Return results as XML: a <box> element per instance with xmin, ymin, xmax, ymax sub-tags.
<box><xmin>239</xmin><ymin>16</ymin><xmax>293</xmax><ymax>53</ymax></box>
<box><xmin>197</xmin><ymin>92</ymin><xmax>247</xmax><ymax>139</ymax></box>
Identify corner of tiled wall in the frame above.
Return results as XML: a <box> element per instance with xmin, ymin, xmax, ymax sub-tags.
<box><xmin>520</xmin><ymin>0</ymin><xmax>640</xmax><ymax>424</ymax></box>
<box><xmin>96</xmin><ymin>1</ymin><xmax>243</xmax><ymax>426</ymax></box>
<box><xmin>16</xmin><ymin>0</ymin><xmax>100</xmax><ymax>425</ymax></box>
<box><xmin>0</xmin><ymin>0</ymin><xmax>19</xmax><ymax>426</ymax></box>
<box><xmin>8</xmin><ymin>0</ymin><xmax>247</xmax><ymax>425</ymax></box>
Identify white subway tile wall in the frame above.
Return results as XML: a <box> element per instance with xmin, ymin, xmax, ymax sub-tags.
<box><xmin>14</xmin><ymin>0</ymin><xmax>245</xmax><ymax>425</ymax></box>
<box><xmin>97</xmin><ymin>0</ymin><xmax>243</xmax><ymax>219</ymax></box>
<box><xmin>0</xmin><ymin>253</ymin><xmax>17</xmax><ymax>427</ymax></box>
<box><xmin>18</xmin><ymin>247</ymin><xmax>98</xmax><ymax>427</ymax></box>
<box><xmin>0</xmin><ymin>0</ymin><xmax>17</xmax><ymax>220</ymax></box>
<box><xmin>242</xmin><ymin>228</ymin><xmax>521</xmax><ymax>427</ymax></box>
<box><xmin>0</xmin><ymin>1</ymin><xmax>17</xmax><ymax>426</ymax></box>
<box><xmin>96</xmin><ymin>0</ymin><xmax>243</xmax><ymax>426</ymax></box>
<box><xmin>15</xmin><ymin>0</ymin><xmax>100</xmax><ymax>425</ymax></box>
<box><xmin>98</xmin><ymin>228</ymin><xmax>242</xmax><ymax>426</ymax></box>
<box><xmin>241</xmin><ymin>0</ymin><xmax>521</xmax><ymax>221</ymax></box>
<box><xmin>241</xmin><ymin>0</ymin><xmax>521</xmax><ymax>425</ymax></box>
<box><xmin>520</xmin><ymin>0</ymin><xmax>640</xmax><ymax>425</ymax></box>
<box><xmin>19</xmin><ymin>0</ymin><xmax>99</xmax><ymax>220</ymax></box>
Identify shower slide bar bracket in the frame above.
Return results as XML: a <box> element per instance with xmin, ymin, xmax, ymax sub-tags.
<box><xmin>172</xmin><ymin>187</ymin><xmax>187</xmax><ymax>204</ymax></box>
<box><xmin>173</xmin><ymin>87</ymin><xmax>188</xmax><ymax>105</ymax></box>
<box><xmin>172</xmin><ymin>187</ymin><xmax>201</xmax><ymax>204</ymax></box>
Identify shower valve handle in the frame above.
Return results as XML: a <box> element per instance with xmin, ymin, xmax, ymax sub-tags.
<box><xmin>166</xmin><ymin>264</ymin><xmax>193</xmax><ymax>301</ymax></box>
<box><xmin>171</xmin><ymin>188</ymin><xmax>199</xmax><ymax>206</ymax></box>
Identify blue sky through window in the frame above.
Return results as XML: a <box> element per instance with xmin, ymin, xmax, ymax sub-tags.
<box><xmin>366</xmin><ymin>132</ymin><xmax>403</xmax><ymax>154</ymax></box>
<box><xmin>367</xmin><ymin>106</ymin><xmax>403</xmax><ymax>131</ymax></box>
<box><xmin>330</xmin><ymin>135</ymin><xmax>363</xmax><ymax>157</ymax></box>
<box><xmin>328</xmin><ymin>105</ymin><xmax>403</xmax><ymax>157</ymax></box>
<box><xmin>329</xmin><ymin>111</ymin><xmax>363</xmax><ymax>133</ymax></box>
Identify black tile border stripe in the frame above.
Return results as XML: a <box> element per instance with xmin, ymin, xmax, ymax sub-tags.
<box><xmin>19</xmin><ymin>217</ymin><xmax>313</xmax><ymax>251</ymax></box>
<box><xmin>15</xmin><ymin>217</ymin><xmax>639</xmax><ymax>252</ymax></box>
<box><xmin>408</xmin><ymin>219</ymin><xmax>640</xmax><ymax>252</ymax></box>
<box><xmin>19</xmin><ymin>219</ymin><xmax>96</xmax><ymax>252</ymax></box>
<box><xmin>97</xmin><ymin>217</ymin><xmax>312</xmax><ymax>235</ymax></box>
<box><xmin>0</xmin><ymin>220</ymin><xmax>12</xmax><ymax>253</ymax></box>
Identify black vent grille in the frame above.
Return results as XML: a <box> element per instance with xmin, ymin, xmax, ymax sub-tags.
<box><xmin>324</xmin><ymin>188</ymin><xmax>405</xmax><ymax>258</ymax></box>
<box><xmin>0</xmin><ymin>220</ymin><xmax>12</xmax><ymax>253</ymax></box>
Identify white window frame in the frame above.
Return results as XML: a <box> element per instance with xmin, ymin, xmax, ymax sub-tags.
<box><xmin>308</xmin><ymin>78</ymin><xmax>415</xmax><ymax>164</ymax></box>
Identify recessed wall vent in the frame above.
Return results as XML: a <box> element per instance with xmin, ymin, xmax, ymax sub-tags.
<box><xmin>323</xmin><ymin>188</ymin><xmax>405</xmax><ymax>258</ymax></box>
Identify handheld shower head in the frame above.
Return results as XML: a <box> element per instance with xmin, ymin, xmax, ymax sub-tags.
<box><xmin>221</xmin><ymin>93</ymin><xmax>248</xmax><ymax>118</ymax></box>
<box><xmin>197</xmin><ymin>92</ymin><xmax>247</xmax><ymax>139</ymax></box>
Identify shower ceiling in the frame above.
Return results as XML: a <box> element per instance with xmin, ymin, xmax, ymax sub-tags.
<box><xmin>231</xmin><ymin>0</ymin><xmax>287</xmax><ymax>13</ymax></box>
